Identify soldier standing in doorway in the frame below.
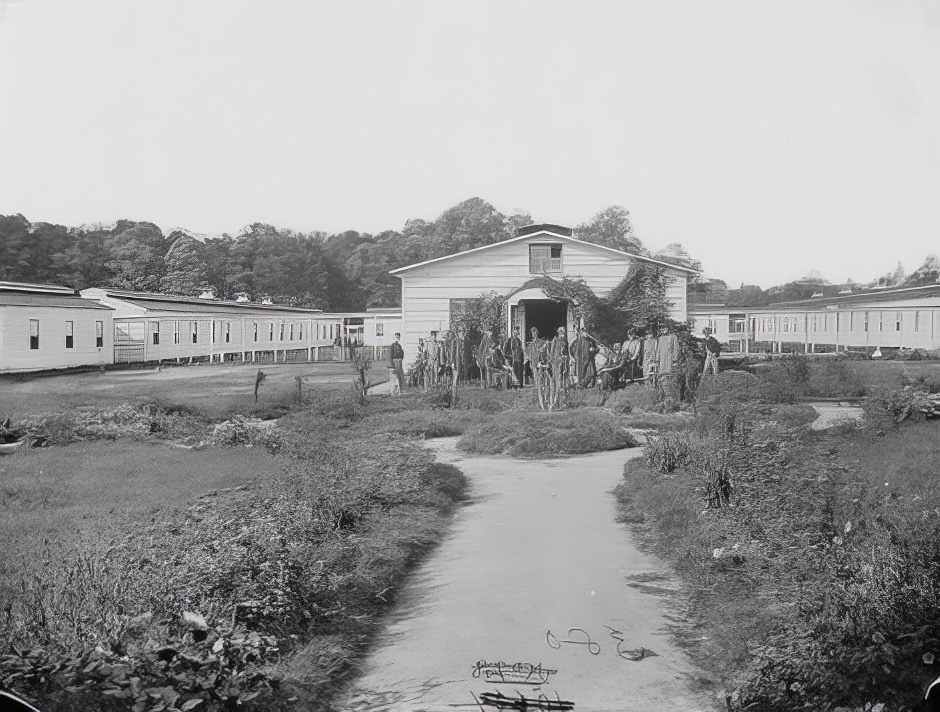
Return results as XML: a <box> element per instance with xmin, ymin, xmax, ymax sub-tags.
<box><xmin>504</xmin><ymin>325</ymin><xmax>525</xmax><ymax>389</ymax></box>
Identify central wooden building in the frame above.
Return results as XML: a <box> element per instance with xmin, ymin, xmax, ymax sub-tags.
<box><xmin>390</xmin><ymin>224</ymin><xmax>694</xmax><ymax>365</ymax></box>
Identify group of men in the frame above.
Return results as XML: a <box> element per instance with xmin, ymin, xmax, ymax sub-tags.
<box><xmin>390</xmin><ymin>324</ymin><xmax>725</xmax><ymax>393</ymax></box>
<box><xmin>470</xmin><ymin>324</ymin><xmax>599</xmax><ymax>390</ymax></box>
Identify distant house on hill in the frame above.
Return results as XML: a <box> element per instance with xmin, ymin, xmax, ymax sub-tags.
<box><xmin>0</xmin><ymin>281</ymin><xmax>113</xmax><ymax>373</ymax></box>
<box><xmin>390</xmin><ymin>224</ymin><xmax>696</xmax><ymax>364</ymax></box>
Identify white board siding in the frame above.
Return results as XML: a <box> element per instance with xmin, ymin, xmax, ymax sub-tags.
<box><xmin>690</xmin><ymin>296</ymin><xmax>940</xmax><ymax>351</ymax></box>
<box><xmin>1</xmin><ymin>305</ymin><xmax>113</xmax><ymax>372</ymax></box>
<box><xmin>398</xmin><ymin>235</ymin><xmax>689</xmax><ymax>363</ymax></box>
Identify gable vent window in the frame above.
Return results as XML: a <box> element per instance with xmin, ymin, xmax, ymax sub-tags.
<box><xmin>529</xmin><ymin>244</ymin><xmax>562</xmax><ymax>274</ymax></box>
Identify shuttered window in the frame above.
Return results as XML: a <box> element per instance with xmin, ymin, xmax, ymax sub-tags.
<box><xmin>529</xmin><ymin>244</ymin><xmax>562</xmax><ymax>273</ymax></box>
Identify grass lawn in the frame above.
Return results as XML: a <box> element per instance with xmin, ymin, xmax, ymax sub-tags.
<box><xmin>0</xmin><ymin>440</ymin><xmax>272</xmax><ymax>554</ymax></box>
<box><xmin>0</xmin><ymin>360</ymin><xmax>363</xmax><ymax>419</ymax></box>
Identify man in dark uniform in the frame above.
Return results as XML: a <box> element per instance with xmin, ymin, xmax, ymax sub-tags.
<box><xmin>504</xmin><ymin>325</ymin><xmax>525</xmax><ymax>388</ymax></box>
<box><xmin>389</xmin><ymin>332</ymin><xmax>405</xmax><ymax>393</ymax></box>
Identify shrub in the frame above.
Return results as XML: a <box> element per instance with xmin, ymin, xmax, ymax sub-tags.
<box><xmin>862</xmin><ymin>384</ymin><xmax>929</xmax><ymax>431</ymax></box>
<box><xmin>644</xmin><ymin>431</ymin><xmax>692</xmax><ymax>473</ymax></box>
<box><xmin>457</xmin><ymin>409</ymin><xmax>638</xmax><ymax>456</ymax></box>
<box><xmin>805</xmin><ymin>359</ymin><xmax>867</xmax><ymax>398</ymax></box>
<box><xmin>756</xmin><ymin>356</ymin><xmax>810</xmax><ymax>403</ymax></box>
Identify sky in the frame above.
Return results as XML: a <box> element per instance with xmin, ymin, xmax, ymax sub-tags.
<box><xmin>1</xmin><ymin>0</ymin><xmax>938</xmax><ymax>289</ymax></box>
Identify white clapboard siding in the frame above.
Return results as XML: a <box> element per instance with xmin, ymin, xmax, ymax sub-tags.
<box><xmin>1</xmin><ymin>305</ymin><xmax>113</xmax><ymax>372</ymax></box>
<box><xmin>689</xmin><ymin>288</ymin><xmax>940</xmax><ymax>352</ymax></box>
<box><xmin>396</xmin><ymin>233</ymin><xmax>690</xmax><ymax>364</ymax></box>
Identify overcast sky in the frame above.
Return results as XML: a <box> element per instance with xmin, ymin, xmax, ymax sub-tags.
<box><xmin>1</xmin><ymin>0</ymin><xmax>938</xmax><ymax>288</ymax></box>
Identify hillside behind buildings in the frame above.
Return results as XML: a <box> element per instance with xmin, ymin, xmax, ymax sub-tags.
<box><xmin>1</xmin><ymin>198</ymin><xmax>936</xmax><ymax>310</ymax></box>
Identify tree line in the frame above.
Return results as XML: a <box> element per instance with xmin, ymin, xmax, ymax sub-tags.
<box><xmin>0</xmin><ymin>199</ymin><xmax>688</xmax><ymax>311</ymax></box>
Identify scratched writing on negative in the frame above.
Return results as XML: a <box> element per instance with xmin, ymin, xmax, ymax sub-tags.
<box><xmin>545</xmin><ymin>627</ymin><xmax>601</xmax><ymax>656</ymax></box>
<box><xmin>545</xmin><ymin>626</ymin><xmax>657</xmax><ymax>661</ymax></box>
<box><xmin>474</xmin><ymin>690</ymin><xmax>575</xmax><ymax>711</ymax></box>
<box><xmin>472</xmin><ymin>660</ymin><xmax>557</xmax><ymax>685</ymax></box>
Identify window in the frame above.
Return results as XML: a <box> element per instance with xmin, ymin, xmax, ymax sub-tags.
<box><xmin>864</xmin><ymin>312</ymin><xmax>869</xmax><ymax>332</ymax></box>
<box><xmin>174</xmin><ymin>321</ymin><xmax>180</xmax><ymax>344</ymax></box>
<box><xmin>878</xmin><ymin>312</ymin><xmax>883</xmax><ymax>332</ymax></box>
<box><xmin>529</xmin><ymin>244</ymin><xmax>562</xmax><ymax>273</ymax></box>
<box><xmin>29</xmin><ymin>319</ymin><xmax>39</xmax><ymax>350</ymax></box>
<box><xmin>289</xmin><ymin>323</ymin><xmax>294</xmax><ymax>341</ymax></box>
<box><xmin>896</xmin><ymin>312</ymin><xmax>902</xmax><ymax>332</ymax></box>
<box><xmin>279</xmin><ymin>323</ymin><xmax>285</xmax><ymax>341</ymax></box>
<box><xmin>96</xmin><ymin>321</ymin><xmax>104</xmax><ymax>348</ymax></box>
<box><xmin>151</xmin><ymin>321</ymin><xmax>160</xmax><ymax>345</ymax></box>
<box><xmin>269</xmin><ymin>323</ymin><xmax>274</xmax><ymax>341</ymax></box>
<box><xmin>376</xmin><ymin>322</ymin><xmax>384</xmax><ymax>337</ymax></box>
<box><xmin>191</xmin><ymin>321</ymin><xmax>198</xmax><ymax>344</ymax></box>
<box><xmin>65</xmin><ymin>321</ymin><xmax>74</xmax><ymax>349</ymax></box>
<box><xmin>253</xmin><ymin>322</ymin><xmax>259</xmax><ymax>342</ymax></box>
<box><xmin>225</xmin><ymin>322</ymin><xmax>231</xmax><ymax>343</ymax></box>
<box><xmin>298</xmin><ymin>323</ymin><xmax>303</xmax><ymax>340</ymax></box>
<box><xmin>915</xmin><ymin>312</ymin><xmax>921</xmax><ymax>332</ymax></box>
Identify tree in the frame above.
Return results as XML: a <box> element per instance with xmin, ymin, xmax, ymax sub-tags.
<box><xmin>574</xmin><ymin>206</ymin><xmax>644</xmax><ymax>254</ymax></box>
<box><xmin>605</xmin><ymin>262</ymin><xmax>675</xmax><ymax>338</ymax></box>
<box><xmin>163</xmin><ymin>232</ymin><xmax>209</xmax><ymax>295</ymax></box>
<box><xmin>427</xmin><ymin>197</ymin><xmax>515</xmax><ymax>257</ymax></box>
<box><xmin>104</xmin><ymin>221</ymin><xmax>167</xmax><ymax>292</ymax></box>
<box><xmin>653</xmin><ymin>243</ymin><xmax>701</xmax><ymax>272</ymax></box>
<box><xmin>903</xmin><ymin>255</ymin><xmax>940</xmax><ymax>287</ymax></box>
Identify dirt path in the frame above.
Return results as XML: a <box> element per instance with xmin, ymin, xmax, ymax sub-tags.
<box><xmin>334</xmin><ymin>439</ymin><xmax>716</xmax><ymax>712</ymax></box>
<box><xmin>810</xmin><ymin>402</ymin><xmax>865</xmax><ymax>430</ymax></box>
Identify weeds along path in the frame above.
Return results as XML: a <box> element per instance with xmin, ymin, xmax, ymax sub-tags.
<box><xmin>333</xmin><ymin>438</ymin><xmax>716</xmax><ymax>712</ymax></box>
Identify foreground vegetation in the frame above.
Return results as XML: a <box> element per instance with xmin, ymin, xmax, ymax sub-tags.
<box><xmin>618</xmin><ymin>359</ymin><xmax>940</xmax><ymax>711</ymax></box>
<box><xmin>0</xmin><ymin>375</ymin><xmax>638</xmax><ymax>711</ymax></box>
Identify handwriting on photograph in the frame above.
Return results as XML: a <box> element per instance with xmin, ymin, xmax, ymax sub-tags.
<box><xmin>545</xmin><ymin>626</ymin><xmax>656</xmax><ymax>661</ymax></box>
<box><xmin>472</xmin><ymin>660</ymin><xmax>557</xmax><ymax>685</ymax></box>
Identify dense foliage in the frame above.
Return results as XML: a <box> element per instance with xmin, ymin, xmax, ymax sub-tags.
<box><xmin>0</xmin><ymin>199</ymin><xmax>662</xmax><ymax>311</ymax></box>
<box><xmin>618</xmin><ymin>365</ymin><xmax>940</xmax><ymax>711</ymax></box>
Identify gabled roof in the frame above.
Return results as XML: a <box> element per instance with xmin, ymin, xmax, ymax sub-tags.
<box><xmin>763</xmin><ymin>284</ymin><xmax>940</xmax><ymax>310</ymax></box>
<box><xmin>0</xmin><ymin>280</ymin><xmax>79</xmax><ymax>295</ymax></box>
<box><xmin>687</xmin><ymin>284</ymin><xmax>940</xmax><ymax>315</ymax></box>
<box><xmin>84</xmin><ymin>288</ymin><xmax>323</xmax><ymax>315</ymax></box>
<box><xmin>0</xmin><ymin>281</ymin><xmax>113</xmax><ymax>309</ymax></box>
<box><xmin>389</xmin><ymin>230</ymin><xmax>699</xmax><ymax>275</ymax></box>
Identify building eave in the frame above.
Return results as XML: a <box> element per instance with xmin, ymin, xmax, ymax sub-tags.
<box><xmin>389</xmin><ymin>232</ymin><xmax>699</xmax><ymax>276</ymax></box>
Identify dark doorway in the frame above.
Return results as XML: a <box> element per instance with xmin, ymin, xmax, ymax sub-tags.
<box><xmin>524</xmin><ymin>299</ymin><xmax>568</xmax><ymax>341</ymax></box>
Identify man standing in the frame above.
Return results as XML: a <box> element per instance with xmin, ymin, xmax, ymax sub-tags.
<box><xmin>525</xmin><ymin>326</ymin><xmax>542</xmax><ymax>386</ymax></box>
<box><xmin>504</xmin><ymin>325</ymin><xmax>525</xmax><ymax>388</ymax></box>
<box><xmin>702</xmin><ymin>327</ymin><xmax>721</xmax><ymax>375</ymax></box>
<box><xmin>389</xmin><ymin>332</ymin><xmax>405</xmax><ymax>393</ymax></box>
<box><xmin>571</xmin><ymin>326</ymin><xmax>598</xmax><ymax>388</ymax></box>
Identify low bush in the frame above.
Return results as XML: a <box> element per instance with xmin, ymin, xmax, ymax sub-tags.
<box><xmin>862</xmin><ymin>384</ymin><xmax>929</xmax><ymax>431</ymax></box>
<box><xmin>457</xmin><ymin>408</ymin><xmax>638</xmax><ymax>456</ymax></box>
<box><xmin>805</xmin><ymin>358</ymin><xmax>867</xmax><ymax>398</ymax></box>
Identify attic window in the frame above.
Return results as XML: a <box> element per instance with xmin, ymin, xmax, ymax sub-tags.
<box><xmin>529</xmin><ymin>244</ymin><xmax>562</xmax><ymax>274</ymax></box>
